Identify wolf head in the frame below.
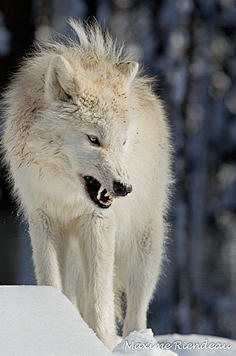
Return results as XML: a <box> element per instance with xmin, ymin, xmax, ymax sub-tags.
<box><xmin>41</xmin><ymin>26</ymin><xmax>139</xmax><ymax>209</ymax></box>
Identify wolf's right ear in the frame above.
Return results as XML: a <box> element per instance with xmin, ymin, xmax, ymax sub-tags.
<box><xmin>117</xmin><ymin>61</ymin><xmax>139</xmax><ymax>91</ymax></box>
<box><xmin>45</xmin><ymin>55</ymin><xmax>77</xmax><ymax>103</ymax></box>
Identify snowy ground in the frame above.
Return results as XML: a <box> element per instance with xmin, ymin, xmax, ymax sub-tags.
<box><xmin>0</xmin><ymin>286</ymin><xmax>235</xmax><ymax>356</ymax></box>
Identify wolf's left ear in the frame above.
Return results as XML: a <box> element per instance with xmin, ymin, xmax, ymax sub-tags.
<box><xmin>117</xmin><ymin>61</ymin><xmax>139</xmax><ymax>91</ymax></box>
<box><xmin>45</xmin><ymin>55</ymin><xmax>77</xmax><ymax>103</ymax></box>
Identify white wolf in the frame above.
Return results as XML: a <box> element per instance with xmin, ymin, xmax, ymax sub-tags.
<box><xmin>2</xmin><ymin>20</ymin><xmax>172</xmax><ymax>350</ymax></box>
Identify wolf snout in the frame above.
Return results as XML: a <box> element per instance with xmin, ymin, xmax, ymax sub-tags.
<box><xmin>113</xmin><ymin>180</ymin><xmax>132</xmax><ymax>197</ymax></box>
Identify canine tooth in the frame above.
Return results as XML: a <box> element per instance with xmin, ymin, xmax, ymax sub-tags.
<box><xmin>97</xmin><ymin>185</ymin><xmax>104</xmax><ymax>200</ymax></box>
<box><xmin>104</xmin><ymin>192</ymin><xmax>109</xmax><ymax>197</ymax></box>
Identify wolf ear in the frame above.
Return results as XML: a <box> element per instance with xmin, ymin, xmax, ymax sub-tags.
<box><xmin>45</xmin><ymin>55</ymin><xmax>77</xmax><ymax>103</ymax></box>
<box><xmin>117</xmin><ymin>61</ymin><xmax>139</xmax><ymax>90</ymax></box>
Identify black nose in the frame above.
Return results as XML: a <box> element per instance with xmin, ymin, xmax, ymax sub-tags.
<box><xmin>113</xmin><ymin>181</ymin><xmax>132</xmax><ymax>197</ymax></box>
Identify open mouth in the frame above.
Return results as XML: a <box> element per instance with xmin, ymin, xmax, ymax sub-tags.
<box><xmin>84</xmin><ymin>176</ymin><xmax>114</xmax><ymax>209</ymax></box>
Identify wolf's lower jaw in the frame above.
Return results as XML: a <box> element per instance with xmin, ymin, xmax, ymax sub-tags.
<box><xmin>84</xmin><ymin>175</ymin><xmax>114</xmax><ymax>209</ymax></box>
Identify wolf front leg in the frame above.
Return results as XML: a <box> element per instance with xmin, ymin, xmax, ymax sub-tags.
<box><xmin>78</xmin><ymin>214</ymin><xmax>116</xmax><ymax>351</ymax></box>
<box><xmin>121</xmin><ymin>216</ymin><xmax>165</xmax><ymax>337</ymax></box>
<box><xmin>29</xmin><ymin>210</ymin><xmax>63</xmax><ymax>292</ymax></box>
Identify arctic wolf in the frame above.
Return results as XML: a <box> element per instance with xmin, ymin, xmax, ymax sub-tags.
<box><xmin>2</xmin><ymin>20</ymin><xmax>172</xmax><ymax>350</ymax></box>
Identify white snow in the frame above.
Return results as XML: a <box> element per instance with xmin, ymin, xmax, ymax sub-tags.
<box><xmin>0</xmin><ymin>285</ymin><xmax>111</xmax><ymax>356</ymax></box>
<box><xmin>0</xmin><ymin>286</ymin><xmax>235</xmax><ymax>356</ymax></box>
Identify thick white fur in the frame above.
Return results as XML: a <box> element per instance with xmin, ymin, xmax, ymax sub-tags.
<box><xmin>2</xmin><ymin>20</ymin><xmax>173</xmax><ymax>350</ymax></box>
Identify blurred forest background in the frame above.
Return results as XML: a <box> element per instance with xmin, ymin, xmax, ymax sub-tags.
<box><xmin>0</xmin><ymin>0</ymin><xmax>235</xmax><ymax>340</ymax></box>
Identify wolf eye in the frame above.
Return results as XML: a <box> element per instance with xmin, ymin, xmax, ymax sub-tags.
<box><xmin>87</xmin><ymin>135</ymin><xmax>100</xmax><ymax>146</ymax></box>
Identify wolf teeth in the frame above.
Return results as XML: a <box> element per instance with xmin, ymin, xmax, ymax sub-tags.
<box><xmin>97</xmin><ymin>185</ymin><xmax>104</xmax><ymax>201</ymax></box>
<box><xmin>84</xmin><ymin>175</ymin><xmax>113</xmax><ymax>208</ymax></box>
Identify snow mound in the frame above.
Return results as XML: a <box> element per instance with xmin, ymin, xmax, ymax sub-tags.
<box><xmin>0</xmin><ymin>285</ymin><xmax>112</xmax><ymax>356</ymax></box>
<box><xmin>1</xmin><ymin>286</ymin><xmax>235</xmax><ymax>356</ymax></box>
<box><xmin>113</xmin><ymin>329</ymin><xmax>177</xmax><ymax>356</ymax></box>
